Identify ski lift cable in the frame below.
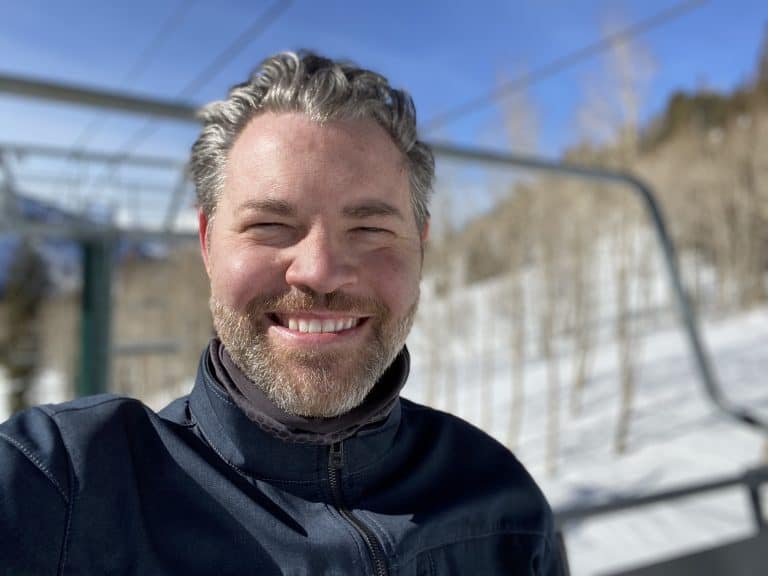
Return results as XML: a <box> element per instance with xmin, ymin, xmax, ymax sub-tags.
<box><xmin>94</xmin><ymin>0</ymin><xmax>293</xmax><ymax>211</ymax></box>
<box><xmin>421</xmin><ymin>0</ymin><xmax>708</xmax><ymax>134</ymax></box>
<box><xmin>110</xmin><ymin>0</ymin><xmax>294</xmax><ymax>160</ymax></box>
<box><xmin>71</xmin><ymin>0</ymin><xmax>199</xmax><ymax>151</ymax></box>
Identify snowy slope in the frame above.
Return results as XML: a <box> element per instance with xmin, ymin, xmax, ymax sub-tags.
<box><xmin>405</xmin><ymin>279</ymin><xmax>768</xmax><ymax>575</ymax></box>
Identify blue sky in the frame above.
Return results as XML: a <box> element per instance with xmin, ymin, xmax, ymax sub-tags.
<box><xmin>2</xmin><ymin>0</ymin><xmax>766</xmax><ymax>152</ymax></box>
<box><xmin>0</xmin><ymin>0</ymin><xmax>766</xmax><ymax>224</ymax></box>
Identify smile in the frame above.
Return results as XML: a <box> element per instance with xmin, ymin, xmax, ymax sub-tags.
<box><xmin>270</xmin><ymin>314</ymin><xmax>364</xmax><ymax>334</ymax></box>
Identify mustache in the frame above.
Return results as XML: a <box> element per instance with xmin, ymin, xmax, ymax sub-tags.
<box><xmin>244</xmin><ymin>290</ymin><xmax>387</xmax><ymax>317</ymax></box>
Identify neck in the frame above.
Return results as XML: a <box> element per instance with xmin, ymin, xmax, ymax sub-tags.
<box><xmin>207</xmin><ymin>338</ymin><xmax>409</xmax><ymax>445</ymax></box>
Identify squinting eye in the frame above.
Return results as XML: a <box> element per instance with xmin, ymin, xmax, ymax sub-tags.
<box><xmin>244</xmin><ymin>223</ymin><xmax>294</xmax><ymax>241</ymax></box>
<box><xmin>354</xmin><ymin>227</ymin><xmax>390</xmax><ymax>234</ymax></box>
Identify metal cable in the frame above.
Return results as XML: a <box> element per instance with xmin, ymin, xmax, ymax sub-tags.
<box><xmin>421</xmin><ymin>0</ymin><xmax>707</xmax><ymax>134</ymax></box>
<box><xmin>70</xmin><ymin>0</ymin><xmax>197</xmax><ymax>150</ymax></box>
<box><xmin>97</xmin><ymin>0</ymin><xmax>293</xmax><ymax>223</ymax></box>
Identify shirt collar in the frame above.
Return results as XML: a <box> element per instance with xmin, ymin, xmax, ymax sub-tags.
<box><xmin>209</xmin><ymin>337</ymin><xmax>408</xmax><ymax>445</ymax></box>
<box><xmin>188</xmin><ymin>341</ymin><xmax>408</xmax><ymax>481</ymax></box>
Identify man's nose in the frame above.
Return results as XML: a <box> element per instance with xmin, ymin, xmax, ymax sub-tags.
<box><xmin>284</xmin><ymin>228</ymin><xmax>358</xmax><ymax>295</ymax></box>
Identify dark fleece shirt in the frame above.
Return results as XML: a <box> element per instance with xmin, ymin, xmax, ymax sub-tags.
<box><xmin>210</xmin><ymin>337</ymin><xmax>407</xmax><ymax>444</ymax></box>
<box><xmin>0</xmin><ymin>343</ymin><xmax>563</xmax><ymax>575</ymax></box>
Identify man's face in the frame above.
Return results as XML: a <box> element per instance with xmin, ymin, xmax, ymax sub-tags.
<box><xmin>199</xmin><ymin>112</ymin><xmax>427</xmax><ymax>417</ymax></box>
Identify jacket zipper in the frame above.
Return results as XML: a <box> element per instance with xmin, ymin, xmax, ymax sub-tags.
<box><xmin>328</xmin><ymin>442</ymin><xmax>388</xmax><ymax>576</ymax></box>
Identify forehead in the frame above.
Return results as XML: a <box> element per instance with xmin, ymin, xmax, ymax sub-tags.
<box><xmin>223</xmin><ymin>112</ymin><xmax>410</xmax><ymax>213</ymax></box>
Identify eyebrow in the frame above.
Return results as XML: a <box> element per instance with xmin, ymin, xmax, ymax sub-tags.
<box><xmin>342</xmin><ymin>200</ymin><xmax>405</xmax><ymax>221</ymax></box>
<box><xmin>236</xmin><ymin>198</ymin><xmax>296</xmax><ymax>217</ymax></box>
<box><xmin>235</xmin><ymin>197</ymin><xmax>405</xmax><ymax>221</ymax></box>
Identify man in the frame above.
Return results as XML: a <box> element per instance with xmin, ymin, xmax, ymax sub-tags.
<box><xmin>0</xmin><ymin>52</ymin><xmax>562</xmax><ymax>574</ymax></box>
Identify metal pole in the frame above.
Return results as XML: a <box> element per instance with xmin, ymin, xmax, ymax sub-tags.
<box><xmin>163</xmin><ymin>167</ymin><xmax>191</xmax><ymax>231</ymax></box>
<box><xmin>0</xmin><ymin>151</ymin><xmax>19</xmax><ymax>225</ymax></box>
<box><xmin>431</xmin><ymin>142</ymin><xmax>768</xmax><ymax>433</ymax></box>
<box><xmin>555</xmin><ymin>464</ymin><xmax>768</xmax><ymax>528</ymax></box>
<box><xmin>0</xmin><ymin>142</ymin><xmax>186</xmax><ymax>169</ymax></box>
<box><xmin>77</xmin><ymin>237</ymin><xmax>114</xmax><ymax>396</ymax></box>
<box><xmin>0</xmin><ymin>73</ymin><xmax>198</xmax><ymax>121</ymax></box>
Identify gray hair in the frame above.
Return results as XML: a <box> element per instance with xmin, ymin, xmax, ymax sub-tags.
<box><xmin>190</xmin><ymin>50</ymin><xmax>434</xmax><ymax>232</ymax></box>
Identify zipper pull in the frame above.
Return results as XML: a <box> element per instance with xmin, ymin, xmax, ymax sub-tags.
<box><xmin>329</xmin><ymin>441</ymin><xmax>344</xmax><ymax>470</ymax></box>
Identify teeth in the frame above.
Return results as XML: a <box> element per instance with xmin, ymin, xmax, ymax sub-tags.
<box><xmin>281</xmin><ymin>316</ymin><xmax>359</xmax><ymax>333</ymax></box>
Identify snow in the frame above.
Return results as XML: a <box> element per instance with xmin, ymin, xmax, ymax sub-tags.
<box><xmin>405</xmin><ymin>280</ymin><xmax>768</xmax><ymax>575</ymax></box>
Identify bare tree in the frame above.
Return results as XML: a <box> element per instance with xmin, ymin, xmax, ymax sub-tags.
<box><xmin>584</xmin><ymin>15</ymin><xmax>654</xmax><ymax>454</ymax></box>
<box><xmin>504</xmin><ymin>189</ymin><xmax>533</xmax><ymax>449</ymax></box>
<box><xmin>530</xmin><ymin>183</ymin><xmax>566</xmax><ymax>475</ymax></box>
<box><xmin>498</xmin><ymin>69</ymin><xmax>540</xmax><ymax>450</ymax></box>
<box><xmin>565</xmin><ymin>185</ymin><xmax>599</xmax><ymax>417</ymax></box>
<box><xmin>613</xmin><ymin>198</ymin><xmax>643</xmax><ymax>454</ymax></box>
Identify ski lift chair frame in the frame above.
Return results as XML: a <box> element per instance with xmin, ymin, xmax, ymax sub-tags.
<box><xmin>429</xmin><ymin>143</ymin><xmax>768</xmax><ymax>576</ymax></box>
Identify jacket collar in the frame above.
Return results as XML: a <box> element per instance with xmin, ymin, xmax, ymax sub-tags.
<box><xmin>188</xmin><ymin>344</ymin><xmax>407</xmax><ymax>482</ymax></box>
<box><xmin>209</xmin><ymin>338</ymin><xmax>407</xmax><ymax>444</ymax></box>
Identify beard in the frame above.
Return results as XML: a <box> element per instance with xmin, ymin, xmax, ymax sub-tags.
<box><xmin>210</xmin><ymin>289</ymin><xmax>418</xmax><ymax>418</ymax></box>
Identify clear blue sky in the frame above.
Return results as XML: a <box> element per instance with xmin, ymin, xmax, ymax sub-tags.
<box><xmin>1</xmin><ymin>0</ymin><xmax>766</xmax><ymax>154</ymax></box>
<box><xmin>0</xmin><ymin>0</ymin><xmax>765</xmax><ymax>224</ymax></box>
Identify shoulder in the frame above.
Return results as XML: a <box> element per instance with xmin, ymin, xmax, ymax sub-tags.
<box><xmin>0</xmin><ymin>396</ymin><xmax>137</xmax><ymax>466</ymax></box>
<box><xmin>399</xmin><ymin>397</ymin><xmax>553</xmax><ymax>530</ymax></box>
<box><xmin>399</xmin><ymin>397</ymin><xmax>525</xmax><ymax>466</ymax></box>
<box><xmin>0</xmin><ymin>396</ymin><xmax>144</xmax><ymax>518</ymax></box>
<box><xmin>1</xmin><ymin>394</ymin><xmax>196</xmax><ymax>498</ymax></box>
<box><xmin>393</xmin><ymin>399</ymin><xmax>561</xmax><ymax>571</ymax></box>
<box><xmin>1</xmin><ymin>395</ymin><xmax>135</xmax><ymax>454</ymax></box>
<box><xmin>0</xmin><ymin>394</ymin><xmax>180</xmax><ymax>482</ymax></box>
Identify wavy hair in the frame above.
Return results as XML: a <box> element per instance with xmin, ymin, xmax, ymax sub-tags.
<box><xmin>190</xmin><ymin>51</ymin><xmax>434</xmax><ymax>231</ymax></box>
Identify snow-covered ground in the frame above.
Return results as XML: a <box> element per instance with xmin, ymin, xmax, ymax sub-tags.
<box><xmin>406</xmin><ymin>279</ymin><xmax>768</xmax><ymax>575</ymax></box>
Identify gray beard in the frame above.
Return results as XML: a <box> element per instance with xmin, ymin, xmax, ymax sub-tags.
<box><xmin>209</xmin><ymin>291</ymin><xmax>417</xmax><ymax>417</ymax></box>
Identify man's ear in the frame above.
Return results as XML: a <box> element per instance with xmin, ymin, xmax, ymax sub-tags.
<box><xmin>198</xmin><ymin>208</ymin><xmax>212</xmax><ymax>277</ymax></box>
<box><xmin>420</xmin><ymin>220</ymin><xmax>430</xmax><ymax>244</ymax></box>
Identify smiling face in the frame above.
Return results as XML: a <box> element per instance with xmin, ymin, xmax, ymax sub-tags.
<box><xmin>199</xmin><ymin>112</ymin><xmax>427</xmax><ymax>417</ymax></box>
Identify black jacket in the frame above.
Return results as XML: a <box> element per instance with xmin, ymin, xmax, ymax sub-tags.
<box><xmin>0</xmin><ymin>347</ymin><xmax>562</xmax><ymax>575</ymax></box>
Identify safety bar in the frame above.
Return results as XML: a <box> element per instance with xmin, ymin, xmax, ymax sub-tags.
<box><xmin>430</xmin><ymin>142</ymin><xmax>768</xmax><ymax>434</ymax></box>
<box><xmin>554</xmin><ymin>464</ymin><xmax>768</xmax><ymax>532</ymax></box>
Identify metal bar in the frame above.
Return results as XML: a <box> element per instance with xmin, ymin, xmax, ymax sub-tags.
<box><xmin>163</xmin><ymin>167</ymin><xmax>191</xmax><ymax>231</ymax></box>
<box><xmin>17</xmin><ymin>172</ymin><xmax>181</xmax><ymax>193</ymax></box>
<box><xmin>432</xmin><ymin>142</ymin><xmax>768</xmax><ymax>433</ymax></box>
<box><xmin>0</xmin><ymin>221</ymin><xmax>197</xmax><ymax>241</ymax></box>
<box><xmin>0</xmin><ymin>73</ymin><xmax>198</xmax><ymax>121</ymax></box>
<box><xmin>0</xmin><ymin>142</ymin><xmax>186</xmax><ymax>169</ymax></box>
<box><xmin>77</xmin><ymin>238</ymin><xmax>114</xmax><ymax>396</ymax></box>
<box><xmin>747</xmin><ymin>483</ymin><xmax>766</xmax><ymax>533</ymax></box>
<box><xmin>0</xmin><ymin>151</ymin><xmax>19</xmax><ymax>223</ymax></box>
<box><xmin>113</xmin><ymin>340</ymin><xmax>180</xmax><ymax>356</ymax></box>
<box><xmin>745</xmin><ymin>468</ymin><xmax>768</xmax><ymax>532</ymax></box>
<box><xmin>555</xmin><ymin>465</ymin><xmax>768</xmax><ymax>528</ymax></box>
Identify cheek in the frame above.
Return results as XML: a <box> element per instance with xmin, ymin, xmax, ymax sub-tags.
<box><xmin>208</xmin><ymin>244</ymin><xmax>284</xmax><ymax>308</ymax></box>
<box><xmin>364</xmin><ymin>250</ymin><xmax>422</xmax><ymax>311</ymax></box>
